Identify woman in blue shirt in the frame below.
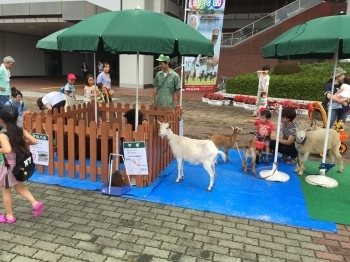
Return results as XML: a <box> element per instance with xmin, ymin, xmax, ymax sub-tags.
<box><xmin>5</xmin><ymin>87</ymin><xmax>27</xmax><ymax>128</ymax></box>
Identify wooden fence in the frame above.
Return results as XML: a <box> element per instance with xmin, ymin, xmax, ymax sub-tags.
<box><xmin>23</xmin><ymin>102</ymin><xmax>181</xmax><ymax>187</ymax></box>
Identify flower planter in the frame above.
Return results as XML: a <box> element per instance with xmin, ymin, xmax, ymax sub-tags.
<box><xmin>296</xmin><ymin>109</ymin><xmax>308</xmax><ymax>115</ymax></box>
<box><xmin>244</xmin><ymin>104</ymin><xmax>256</xmax><ymax>110</ymax></box>
<box><xmin>233</xmin><ymin>102</ymin><xmax>245</xmax><ymax>107</ymax></box>
<box><xmin>202</xmin><ymin>97</ymin><xmax>209</xmax><ymax>103</ymax></box>
<box><xmin>208</xmin><ymin>100</ymin><xmax>223</xmax><ymax>106</ymax></box>
<box><xmin>223</xmin><ymin>100</ymin><xmax>230</xmax><ymax>106</ymax></box>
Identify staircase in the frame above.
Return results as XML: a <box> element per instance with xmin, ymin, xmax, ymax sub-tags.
<box><xmin>221</xmin><ymin>0</ymin><xmax>323</xmax><ymax>47</ymax></box>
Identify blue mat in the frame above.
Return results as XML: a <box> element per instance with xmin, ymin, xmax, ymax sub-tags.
<box><xmin>29</xmin><ymin>150</ymin><xmax>337</xmax><ymax>232</ymax></box>
<box><xmin>123</xmin><ymin>150</ymin><xmax>337</xmax><ymax>232</ymax></box>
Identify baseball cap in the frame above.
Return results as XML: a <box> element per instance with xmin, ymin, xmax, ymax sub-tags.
<box><xmin>156</xmin><ymin>54</ymin><xmax>170</xmax><ymax>62</ymax></box>
<box><xmin>0</xmin><ymin>106</ymin><xmax>19</xmax><ymax>123</ymax></box>
<box><xmin>67</xmin><ymin>73</ymin><xmax>76</xmax><ymax>80</ymax></box>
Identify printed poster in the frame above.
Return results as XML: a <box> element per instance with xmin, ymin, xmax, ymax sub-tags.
<box><xmin>123</xmin><ymin>141</ymin><xmax>148</xmax><ymax>175</ymax></box>
<box><xmin>30</xmin><ymin>133</ymin><xmax>49</xmax><ymax>166</ymax></box>
<box><xmin>184</xmin><ymin>0</ymin><xmax>226</xmax><ymax>91</ymax></box>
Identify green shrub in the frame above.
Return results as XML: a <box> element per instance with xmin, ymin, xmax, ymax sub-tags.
<box><xmin>272</xmin><ymin>62</ymin><xmax>302</xmax><ymax>75</ymax></box>
<box><xmin>226</xmin><ymin>62</ymin><xmax>350</xmax><ymax>101</ymax></box>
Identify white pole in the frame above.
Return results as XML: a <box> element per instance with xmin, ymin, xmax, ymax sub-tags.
<box><xmin>347</xmin><ymin>0</ymin><xmax>350</xmax><ymax>15</ymax></box>
<box><xmin>93</xmin><ymin>53</ymin><xmax>97</xmax><ymax>124</ymax></box>
<box><xmin>273</xmin><ymin>104</ymin><xmax>283</xmax><ymax>164</ymax></box>
<box><xmin>180</xmin><ymin>0</ymin><xmax>189</xmax><ymax>107</ymax></box>
<box><xmin>320</xmin><ymin>51</ymin><xmax>338</xmax><ymax>176</ymax></box>
<box><xmin>135</xmin><ymin>51</ymin><xmax>139</xmax><ymax>131</ymax></box>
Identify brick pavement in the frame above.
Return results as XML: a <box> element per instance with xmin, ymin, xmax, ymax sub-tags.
<box><xmin>0</xmin><ymin>77</ymin><xmax>349</xmax><ymax>262</ymax></box>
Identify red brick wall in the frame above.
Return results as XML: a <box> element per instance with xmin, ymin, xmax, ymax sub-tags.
<box><xmin>218</xmin><ymin>2</ymin><xmax>347</xmax><ymax>78</ymax></box>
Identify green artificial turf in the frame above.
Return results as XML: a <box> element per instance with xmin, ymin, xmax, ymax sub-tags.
<box><xmin>299</xmin><ymin>161</ymin><xmax>350</xmax><ymax>225</ymax></box>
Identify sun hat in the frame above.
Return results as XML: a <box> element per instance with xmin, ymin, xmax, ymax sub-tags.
<box><xmin>67</xmin><ymin>73</ymin><xmax>77</xmax><ymax>80</ymax></box>
<box><xmin>331</xmin><ymin>67</ymin><xmax>346</xmax><ymax>78</ymax></box>
<box><xmin>0</xmin><ymin>106</ymin><xmax>19</xmax><ymax>123</ymax></box>
<box><xmin>156</xmin><ymin>54</ymin><xmax>170</xmax><ymax>63</ymax></box>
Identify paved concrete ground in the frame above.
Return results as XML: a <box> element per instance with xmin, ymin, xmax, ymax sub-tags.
<box><xmin>0</xmin><ymin>77</ymin><xmax>349</xmax><ymax>262</ymax></box>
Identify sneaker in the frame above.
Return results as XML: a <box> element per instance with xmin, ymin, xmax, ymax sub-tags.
<box><xmin>264</xmin><ymin>157</ymin><xmax>269</xmax><ymax>163</ymax></box>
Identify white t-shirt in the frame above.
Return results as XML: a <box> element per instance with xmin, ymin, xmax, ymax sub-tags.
<box><xmin>42</xmin><ymin>92</ymin><xmax>65</xmax><ymax>106</ymax></box>
<box><xmin>338</xmin><ymin>83</ymin><xmax>350</xmax><ymax>98</ymax></box>
<box><xmin>258</xmin><ymin>73</ymin><xmax>270</xmax><ymax>91</ymax></box>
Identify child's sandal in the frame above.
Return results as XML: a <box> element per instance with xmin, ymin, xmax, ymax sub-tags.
<box><xmin>287</xmin><ymin>158</ymin><xmax>296</xmax><ymax>164</ymax></box>
<box><xmin>280</xmin><ymin>155</ymin><xmax>288</xmax><ymax>161</ymax></box>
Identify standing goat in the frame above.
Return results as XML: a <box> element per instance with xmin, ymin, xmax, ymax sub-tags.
<box><xmin>242</xmin><ymin>139</ymin><xmax>257</xmax><ymax>175</ymax></box>
<box><xmin>158</xmin><ymin>121</ymin><xmax>226</xmax><ymax>191</ymax></box>
<box><xmin>209</xmin><ymin>126</ymin><xmax>242</xmax><ymax>161</ymax></box>
<box><xmin>294</xmin><ymin>127</ymin><xmax>343</xmax><ymax>175</ymax></box>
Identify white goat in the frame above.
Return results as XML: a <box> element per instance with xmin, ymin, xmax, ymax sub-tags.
<box><xmin>210</xmin><ymin>126</ymin><xmax>242</xmax><ymax>161</ymax></box>
<box><xmin>294</xmin><ymin>127</ymin><xmax>343</xmax><ymax>176</ymax></box>
<box><xmin>158</xmin><ymin>121</ymin><xmax>226</xmax><ymax>191</ymax></box>
<box><xmin>242</xmin><ymin>139</ymin><xmax>257</xmax><ymax>175</ymax></box>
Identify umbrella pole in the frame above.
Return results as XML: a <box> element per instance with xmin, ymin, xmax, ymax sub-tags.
<box><xmin>135</xmin><ymin>51</ymin><xmax>139</xmax><ymax>131</ymax></box>
<box><xmin>180</xmin><ymin>56</ymin><xmax>184</xmax><ymax>107</ymax></box>
<box><xmin>93</xmin><ymin>53</ymin><xmax>98</xmax><ymax>124</ymax></box>
<box><xmin>305</xmin><ymin>51</ymin><xmax>338</xmax><ymax>188</ymax></box>
<box><xmin>259</xmin><ymin>104</ymin><xmax>289</xmax><ymax>182</ymax></box>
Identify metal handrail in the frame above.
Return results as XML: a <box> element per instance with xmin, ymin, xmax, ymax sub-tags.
<box><xmin>221</xmin><ymin>0</ymin><xmax>323</xmax><ymax>46</ymax></box>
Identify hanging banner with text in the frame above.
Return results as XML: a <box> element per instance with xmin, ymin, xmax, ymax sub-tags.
<box><xmin>30</xmin><ymin>133</ymin><xmax>49</xmax><ymax>166</ymax></box>
<box><xmin>184</xmin><ymin>0</ymin><xmax>226</xmax><ymax>91</ymax></box>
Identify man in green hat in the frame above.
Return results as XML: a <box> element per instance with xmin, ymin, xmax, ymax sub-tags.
<box><xmin>153</xmin><ymin>54</ymin><xmax>180</xmax><ymax>111</ymax></box>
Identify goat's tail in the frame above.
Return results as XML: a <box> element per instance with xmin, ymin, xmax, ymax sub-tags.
<box><xmin>217</xmin><ymin>151</ymin><xmax>227</xmax><ymax>163</ymax></box>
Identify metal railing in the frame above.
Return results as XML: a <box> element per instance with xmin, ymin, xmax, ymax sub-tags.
<box><xmin>221</xmin><ymin>0</ymin><xmax>323</xmax><ymax>47</ymax></box>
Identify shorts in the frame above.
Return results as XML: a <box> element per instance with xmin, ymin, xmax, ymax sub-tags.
<box><xmin>257</xmin><ymin>137</ymin><xmax>270</xmax><ymax>145</ymax></box>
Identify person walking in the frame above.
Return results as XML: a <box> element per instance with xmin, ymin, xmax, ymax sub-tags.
<box><xmin>0</xmin><ymin>106</ymin><xmax>43</xmax><ymax>224</ymax></box>
<box><xmin>252</xmin><ymin>65</ymin><xmax>270</xmax><ymax>117</ymax></box>
<box><xmin>81</xmin><ymin>61</ymin><xmax>89</xmax><ymax>80</ymax></box>
<box><xmin>152</xmin><ymin>54</ymin><xmax>180</xmax><ymax>111</ymax></box>
<box><xmin>0</xmin><ymin>56</ymin><xmax>15</xmax><ymax>106</ymax></box>
<box><xmin>322</xmin><ymin>67</ymin><xmax>349</xmax><ymax>127</ymax></box>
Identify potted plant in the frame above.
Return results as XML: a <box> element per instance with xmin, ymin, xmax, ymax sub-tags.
<box><xmin>202</xmin><ymin>92</ymin><xmax>214</xmax><ymax>103</ymax></box>
<box><xmin>233</xmin><ymin>95</ymin><xmax>247</xmax><ymax>107</ymax></box>
<box><xmin>208</xmin><ymin>93</ymin><xmax>224</xmax><ymax>106</ymax></box>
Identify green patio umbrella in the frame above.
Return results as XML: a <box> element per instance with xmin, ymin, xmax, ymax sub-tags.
<box><xmin>57</xmin><ymin>8</ymin><xmax>214</xmax><ymax>129</ymax></box>
<box><xmin>57</xmin><ymin>9</ymin><xmax>214</xmax><ymax>56</ymax></box>
<box><xmin>36</xmin><ymin>28</ymin><xmax>68</xmax><ymax>51</ymax></box>
<box><xmin>262</xmin><ymin>14</ymin><xmax>350</xmax><ymax>188</ymax></box>
<box><xmin>262</xmin><ymin>14</ymin><xmax>350</xmax><ymax>59</ymax></box>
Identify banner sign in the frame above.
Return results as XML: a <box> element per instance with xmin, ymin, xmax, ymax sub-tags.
<box><xmin>123</xmin><ymin>141</ymin><xmax>148</xmax><ymax>175</ymax></box>
<box><xmin>184</xmin><ymin>0</ymin><xmax>226</xmax><ymax>91</ymax></box>
<box><xmin>30</xmin><ymin>133</ymin><xmax>49</xmax><ymax>166</ymax></box>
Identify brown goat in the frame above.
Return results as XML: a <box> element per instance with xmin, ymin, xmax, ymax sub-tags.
<box><xmin>242</xmin><ymin>139</ymin><xmax>257</xmax><ymax>175</ymax></box>
<box><xmin>210</xmin><ymin>126</ymin><xmax>242</xmax><ymax>161</ymax></box>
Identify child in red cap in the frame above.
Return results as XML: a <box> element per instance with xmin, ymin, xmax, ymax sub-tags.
<box><xmin>64</xmin><ymin>73</ymin><xmax>77</xmax><ymax>101</ymax></box>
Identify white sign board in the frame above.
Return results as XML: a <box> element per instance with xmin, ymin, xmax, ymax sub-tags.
<box><xmin>30</xmin><ymin>133</ymin><xmax>49</xmax><ymax>166</ymax></box>
<box><xmin>123</xmin><ymin>141</ymin><xmax>148</xmax><ymax>175</ymax></box>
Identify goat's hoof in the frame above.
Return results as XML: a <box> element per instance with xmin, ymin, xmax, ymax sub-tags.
<box><xmin>175</xmin><ymin>179</ymin><xmax>180</xmax><ymax>183</ymax></box>
<box><xmin>206</xmin><ymin>187</ymin><xmax>212</xmax><ymax>191</ymax></box>
<box><xmin>337</xmin><ymin>170</ymin><xmax>342</xmax><ymax>173</ymax></box>
<box><xmin>298</xmin><ymin>172</ymin><xmax>303</xmax><ymax>176</ymax></box>
<box><xmin>293</xmin><ymin>169</ymin><xmax>298</xmax><ymax>173</ymax></box>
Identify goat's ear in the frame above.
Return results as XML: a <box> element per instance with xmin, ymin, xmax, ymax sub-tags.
<box><xmin>305</xmin><ymin>128</ymin><xmax>312</xmax><ymax>132</ymax></box>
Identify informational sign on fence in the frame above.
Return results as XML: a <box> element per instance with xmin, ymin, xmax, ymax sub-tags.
<box><xmin>30</xmin><ymin>133</ymin><xmax>49</xmax><ymax>166</ymax></box>
<box><xmin>123</xmin><ymin>141</ymin><xmax>148</xmax><ymax>175</ymax></box>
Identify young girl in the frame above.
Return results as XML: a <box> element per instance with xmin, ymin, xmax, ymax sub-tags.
<box><xmin>258</xmin><ymin>91</ymin><xmax>268</xmax><ymax>118</ymax></box>
<box><xmin>83</xmin><ymin>74</ymin><xmax>100</xmax><ymax>100</ymax></box>
<box><xmin>333</xmin><ymin>76</ymin><xmax>350</xmax><ymax>106</ymax></box>
<box><xmin>0</xmin><ymin>106</ymin><xmax>42</xmax><ymax>224</ymax></box>
<box><xmin>5</xmin><ymin>87</ymin><xmax>27</xmax><ymax>128</ymax></box>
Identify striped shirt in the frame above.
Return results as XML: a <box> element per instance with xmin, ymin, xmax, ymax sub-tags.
<box><xmin>282</xmin><ymin>122</ymin><xmax>298</xmax><ymax>140</ymax></box>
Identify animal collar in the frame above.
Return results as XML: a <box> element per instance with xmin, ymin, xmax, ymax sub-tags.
<box><xmin>167</xmin><ymin>135</ymin><xmax>173</xmax><ymax>142</ymax></box>
<box><xmin>296</xmin><ymin>137</ymin><xmax>307</xmax><ymax>146</ymax></box>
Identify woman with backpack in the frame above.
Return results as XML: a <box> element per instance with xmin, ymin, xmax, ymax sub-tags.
<box><xmin>5</xmin><ymin>87</ymin><xmax>27</xmax><ymax>128</ymax></box>
<box><xmin>0</xmin><ymin>106</ymin><xmax>42</xmax><ymax>224</ymax></box>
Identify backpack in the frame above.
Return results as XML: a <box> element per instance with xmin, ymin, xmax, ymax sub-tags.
<box><xmin>3</xmin><ymin>151</ymin><xmax>36</xmax><ymax>183</ymax></box>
